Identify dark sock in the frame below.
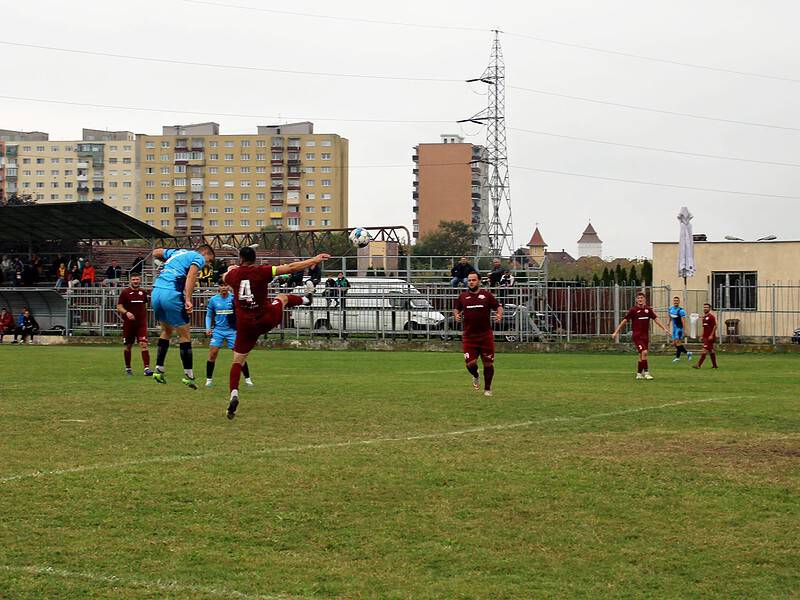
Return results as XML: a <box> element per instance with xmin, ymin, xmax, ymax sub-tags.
<box><xmin>679</xmin><ymin>345</ymin><xmax>687</xmax><ymax>356</ymax></box>
<box><xmin>637</xmin><ymin>360</ymin><xmax>644</xmax><ymax>373</ymax></box>
<box><xmin>483</xmin><ymin>363</ymin><xmax>495</xmax><ymax>390</ymax></box>
<box><xmin>142</xmin><ymin>350</ymin><xmax>150</xmax><ymax>368</ymax></box>
<box><xmin>285</xmin><ymin>294</ymin><xmax>304</xmax><ymax>307</ymax></box>
<box><xmin>675</xmin><ymin>346</ymin><xmax>681</xmax><ymax>358</ymax></box>
<box><xmin>466</xmin><ymin>362</ymin><xmax>479</xmax><ymax>378</ymax></box>
<box><xmin>643</xmin><ymin>360</ymin><xmax>649</xmax><ymax>372</ymax></box>
<box><xmin>156</xmin><ymin>338</ymin><xmax>169</xmax><ymax>368</ymax></box>
<box><xmin>710</xmin><ymin>353</ymin><xmax>717</xmax><ymax>368</ymax></box>
<box><xmin>242</xmin><ymin>362</ymin><xmax>250</xmax><ymax>378</ymax></box>
<box><xmin>206</xmin><ymin>360</ymin><xmax>215</xmax><ymax>379</ymax></box>
<box><xmin>179</xmin><ymin>341</ymin><xmax>192</xmax><ymax>370</ymax></box>
<box><xmin>230</xmin><ymin>363</ymin><xmax>243</xmax><ymax>393</ymax></box>
<box><xmin>124</xmin><ymin>348</ymin><xmax>132</xmax><ymax>368</ymax></box>
<box><xmin>698</xmin><ymin>354</ymin><xmax>706</xmax><ymax>367</ymax></box>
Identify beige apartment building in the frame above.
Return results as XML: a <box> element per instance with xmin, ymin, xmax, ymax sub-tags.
<box><xmin>412</xmin><ymin>134</ymin><xmax>489</xmax><ymax>252</ymax></box>
<box><xmin>136</xmin><ymin>122</ymin><xmax>348</xmax><ymax>235</ymax></box>
<box><xmin>0</xmin><ymin>128</ymin><xmax>137</xmax><ymax>215</ymax></box>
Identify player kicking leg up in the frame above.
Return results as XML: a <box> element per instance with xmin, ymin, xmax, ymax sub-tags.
<box><xmin>150</xmin><ymin>245</ymin><xmax>216</xmax><ymax>388</ymax></box>
<box><xmin>454</xmin><ymin>271</ymin><xmax>502</xmax><ymax>396</ymax></box>
<box><xmin>223</xmin><ymin>247</ymin><xmax>329</xmax><ymax>419</ymax></box>
<box><xmin>612</xmin><ymin>291</ymin><xmax>669</xmax><ymax>380</ymax></box>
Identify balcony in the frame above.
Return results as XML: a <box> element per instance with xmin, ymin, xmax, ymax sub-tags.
<box><xmin>412</xmin><ymin>191</ymin><xmax>419</xmax><ymax>199</ymax></box>
<box><xmin>77</xmin><ymin>161</ymin><xmax>89</xmax><ymax>169</ymax></box>
<box><xmin>190</xmin><ymin>198</ymin><xmax>204</xmax><ymax>206</ymax></box>
<box><xmin>5</xmin><ymin>169</ymin><xmax>16</xmax><ymax>177</ymax></box>
<box><xmin>287</xmin><ymin>159</ymin><xmax>301</xmax><ymax>166</ymax></box>
<box><xmin>77</xmin><ymin>173</ymin><xmax>88</xmax><ymax>181</ymax></box>
<box><xmin>77</xmin><ymin>186</ymin><xmax>89</xmax><ymax>193</ymax></box>
<box><xmin>271</xmin><ymin>184</ymin><xmax>284</xmax><ymax>192</ymax></box>
<box><xmin>174</xmin><ymin>198</ymin><xmax>188</xmax><ymax>206</ymax></box>
<box><xmin>270</xmin><ymin>159</ymin><xmax>284</xmax><ymax>165</ymax></box>
<box><xmin>412</xmin><ymin>154</ymin><xmax>418</xmax><ymax>161</ymax></box>
<box><xmin>92</xmin><ymin>186</ymin><xmax>104</xmax><ymax>192</ymax></box>
<box><xmin>190</xmin><ymin>225</ymin><xmax>204</xmax><ymax>233</ymax></box>
<box><xmin>269</xmin><ymin>211</ymin><xmax>283</xmax><ymax>219</ymax></box>
<box><xmin>471</xmin><ymin>192</ymin><xmax>481</xmax><ymax>199</ymax></box>
<box><xmin>412</xmin><ymin>205</ymin><xmax>418</xmax><ymax>213</ymax></box>
<box><xmin>174</xmin><ymin>225</ymin><xmax>188</xmax><ymax>234</ymax></box>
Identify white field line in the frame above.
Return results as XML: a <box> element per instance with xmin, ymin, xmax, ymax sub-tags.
<box><xmin>0</xmin><ymin>565</ymin><xmax>306</xmax><ymax>600</ymax></box>
<box><xmin>0</xmin><ymin>396</ymin><xmax>750</xmax><ymax>484</ymax></box>
<box><xmin>58</xmin><ymin>419</ymin><xmax>89</xmax><ymax>423</ymax></box>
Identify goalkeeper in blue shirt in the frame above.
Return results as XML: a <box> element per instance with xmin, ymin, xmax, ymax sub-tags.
<box><xmin>668</xmin><ymin>296</ymin><xmax>692</xmax><ymax>362</ymax></box>
<box><xmin>205</xmin><ymin>282</ymin><xmax>253</xmax><ymax>388</ymax></box>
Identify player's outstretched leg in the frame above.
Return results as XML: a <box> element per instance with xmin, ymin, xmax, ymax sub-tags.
<box><xmin>465</xmin><ymin>360</ymin><xmax>480</xmax><ymax>390</ymax></box>
<box><xmin>228</xmin><ymin>361</ymin><xmax>243</xmax><ymax>419</ymax></box>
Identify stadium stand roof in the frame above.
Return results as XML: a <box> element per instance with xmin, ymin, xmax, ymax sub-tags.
<box><xmin>0</xmin><ymin>202</ymin><xmax>169</xmax><ymax>242</ymax></box>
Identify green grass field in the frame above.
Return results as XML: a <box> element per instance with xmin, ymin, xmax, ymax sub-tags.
<box><xmin>0</xmin><ymin>346</ymin><xmax>798</xmax><ymax>599</ymax></box>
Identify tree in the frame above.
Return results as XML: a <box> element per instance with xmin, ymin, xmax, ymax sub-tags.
<box><xmin>601</xmin><ymin>266</ymin><xmax>611</xmax><ymax>285</ymax></box>
<box><xmin>412</xmin><ymin>220</ymin><xmax>474</xmax><ymax>261</ymax></box>
<box><xmin>592</xmin><ymin>273</ymin><xmax>601</xmax><ymax>286</ymax></box>
<box><xmin>641</xmin><ymin>260</ymin><xmax>653</xmax><ymax>286</ymax></box>
<box><xmin>628</xmin><ymin>264</ymin><xmax>639</xmax><ymax>285</ymax></box>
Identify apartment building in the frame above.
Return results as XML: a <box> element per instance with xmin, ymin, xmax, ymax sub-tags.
<box><xmin>412</xmin><ymin>134</ymin><xmax>489</xmax><ymax>252</ymax></box>
<box><xmin>0</xmin><ymin>129</ymin><xmax>48</xmax><ymax>202</ymax></box>
<box><xmin>136</xmin><ymin>122</ymin><xmax>349</xmax><ymax>235</ymax></box>
<box><xmin>0</xmin><ymin>128</ymin><xmax>137</xmax><ymax>215</ymax></box>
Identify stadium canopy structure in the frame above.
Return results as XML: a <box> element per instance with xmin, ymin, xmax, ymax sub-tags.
<box><xmin>0</xmin><ymin>201</ymin><xmax>168</xmax><ymax>244</ymax></box>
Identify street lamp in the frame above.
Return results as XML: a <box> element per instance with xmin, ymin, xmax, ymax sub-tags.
<box><xmin>757</xmin><ymin>235</ymin><xmax>777</xmax><ymax>241</ymax></box>
<box><xmin>724</xmin><ymin>235</ymin><xmax>744</xmax><ymax>241</ymax></box>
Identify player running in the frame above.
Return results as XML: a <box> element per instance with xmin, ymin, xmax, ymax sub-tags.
<box><xmin>116</xmin><ymin>273</ymin><xmax>152</xmax><ymax>376</ymax></box>
<box><xmin>222</xmin><ymin>247</ymin><xmax>328</xmax><ymax>419</ymax></box>
<box><xmin>668</xmin><ymin>296</ymin><xmax>692</xmax><ymax>363</ymax></box>
<box><xmin>693</xmin><ymin>303</ymin><xmax>718</xmax><ymax>369</ymax></box>
<box><xmin>150</xmin><ymin>244</ymin><xmax>215</xmax><ymax>388</ymax></box>
<box><xmin>204</xmin><ymin>282</ymin><xmax>253</xmax><ymax>388</ymax></box>
<box><xmin>611</xmin><ymin>291</ymin><xmax>669</xmax><ymax>380</ymax></box>
<box><xmin>454</xmin><ymin>271</ymin><xmax>503</xmax><ymax>396</ymax></box>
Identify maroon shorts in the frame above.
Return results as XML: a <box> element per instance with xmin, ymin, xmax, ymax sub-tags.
<box><xmin>122</xmin><ymin>319</ymin><xmax>148</xmax><ymax>345</ymax></box>
<box><xmin>233</xmin><ymin>299</ymin><xmax>284</xmax><ymax>354</ymax></box>
<box><xmin>702</xmin><ymin>338</ymin><xmax>715</xmax><ymax>351</ymax></box>
<box><xmin>462</xmin><ymin>333</ymin><xmax>495</xmax><ymax>363</ymax></box>
<box><xmin>632</xmin><ymin>336</ymin><xmax>649</xmax><ymax>353</ymax></box>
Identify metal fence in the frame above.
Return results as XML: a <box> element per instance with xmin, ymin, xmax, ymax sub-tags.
<box><xmin>7</xmin><ymin>281</ymin><xmax>798</xmax><ymax>345</ymax></box>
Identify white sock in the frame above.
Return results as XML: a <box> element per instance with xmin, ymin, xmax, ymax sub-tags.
<box><xmin>184</xmin><ymin>369</ymin><xmax>194</xmax><ymax>379</ymax></box>
<box><xmin>156</xmin><ymin>366</ymin><xmax>165</xmax><ymax>373</ymax></box>
<box><xmin>230</xmin><ymin>389</ymin><xmax>239</xmax><ymax>399</ymax></box>
<box><xmin>302</xmin><ymin>296</ymin><xmax>311</xmax><ymax>305</ymax></box>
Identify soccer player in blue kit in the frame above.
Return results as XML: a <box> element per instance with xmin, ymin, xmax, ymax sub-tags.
<box><xmin>204</xmin><ymin>281</ymin><xmax>253</xmax><ymax>388</ymax></box>
<box><xmin>669</xmin><ymin>296</ymin><xmax>692</xmax><ymax>363</ymax></box>
<box><xmin>150</xmin><ymin>244</ymin><xmax>215</xmax><ymax>388</ymax></box>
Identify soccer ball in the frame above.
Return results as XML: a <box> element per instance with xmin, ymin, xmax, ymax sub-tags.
<box><xmin>349</xmin><ymin>227</ymin><xmax>371</xmax><ymax>248</ymax></box>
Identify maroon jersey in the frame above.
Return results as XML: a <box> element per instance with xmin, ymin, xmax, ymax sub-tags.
<box><xmin>702</xmin><ymin>313</ymin><xmax>717</xmax><ymax>339</ymax></box>
<box><xmin>118</xmin><ymin>287</ymin><xmax>149</xmax><ymax>321</ymax></box>
<box><xmin>224</xmin><ymin>264</ymin><xmax>276</xmax><ymax>317</ymax></box>
<box><xmin>456</xmin><ymin>289</ymin><xmax>500</xmax><ymax>338</ymax></box>
<box><xmin>625</xmin><ymin>305</ymin><xmax>657</xmax><ymax>339</ymax></box>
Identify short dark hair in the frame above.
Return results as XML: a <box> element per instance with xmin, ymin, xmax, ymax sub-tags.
<box><xmin>673</xmin><ymin>296</ymin><xmax>680</xmax><ymax>300</ymax></box>
<box><xmin>467</xmin><ymin>270</ymin><xmax>480</xmax><ymax>278</ymax></box>
<box><xmin>704</xmin><ymin>302</ymin><xmax>712</xmax><ymax>308</ymax></box>
<box><xmin>636</xmin><ymin>292</ymin><xmax>646</xmax><ymax>298</ymax></box>
<box><xmin>239</xmin><ymin>246</ymin><xmax>256</xmax><ymax>263</ymax></box>
<box><xmin>198</xmin><ymin>244</ymin><xmax>215</xmax><ymax>258</ymax></box>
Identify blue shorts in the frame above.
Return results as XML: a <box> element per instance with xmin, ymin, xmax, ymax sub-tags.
<box><xmin>152</xmin><ymin>287</ymin><xmax>190</xmax><ymax>327</ymax></box>
<box><xmin>210</xmin><ymin>330</ymin><xmax>236</xmax><ymax>349</ymax></box>
<box><xmin>672</xmin><ymin>328</ymin><xmax>684</xmax><ymax>341</ymax></box>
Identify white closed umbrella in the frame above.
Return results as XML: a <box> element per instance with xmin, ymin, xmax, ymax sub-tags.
<box><xmin>677</xmin><ymin>206</ymin><xmax>695</xmax><ymax>305</ymax></box>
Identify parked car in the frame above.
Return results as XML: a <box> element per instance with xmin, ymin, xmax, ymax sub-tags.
<box><xmin>792</xmin><ymin>327</ymin><xmax>800</xmax><ymax>344</ymax></box>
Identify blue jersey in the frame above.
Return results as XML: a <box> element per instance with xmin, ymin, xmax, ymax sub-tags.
<box><xmin>668</xmin><ymin>305</ymin><xmax>686</xmax><ymax>331</ymax></box>
<box><xmin>154</xmin><ymin>248</ymin><xmax>205</xmax><ymax>292</ymax></box>
<box><xmin>206</xmin><ymin>293</ymin><xmax>236</xmax><ymax>332</ymax></box>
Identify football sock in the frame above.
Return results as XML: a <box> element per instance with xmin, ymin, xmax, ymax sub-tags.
<box><xmin>483</xmin><ymin>363</ymin><xmax>495</xmax><ymax>391</ymax></box>
<box><xmin>643</xmin><ymin>360</ymin><xmax>649</xmax><ymax>372</ymax></box>
<box><xmin>124</xmin><ymin>348</ymin><xmax>132</xmax><ymax>369</ymax></box>
<box><xmin>285</xmin><ymin>294</ymin><xmax>304</xmax><ymax>307</ymax></box>
<box><xmin>466</xmin><ymin>362</ymin><xmax>479</xmax><ymax>378</ymax></box>
<box><xmin>206</xmin><ymin>360</ymin><xmax>215</xmax><ymax>378</ymax></box>
<box><xmin>698</xmin><ymin>354</ymin><xmax>706</xmax><ymax>367</ymax></box>
<box><xmin>710</xmin><ymin>353</ymin><xmax>717</xmax><ymax>368</ymax></box>
<box><xmin>637</xmin><ymin>360</ymin><xmax>644</xmax><ymax>373</ymax></box>
<box><xmin>142</xmin><ymin>350</ymin><xmax>150</xmax><ymax>368</ymax></box>
<box><xmin>242</xmin><ymin>362</ymin><xmax>250</xmax><ymax>378</ymax></box>
<box><xmin>156</xmin><ymin>338</ymin><xmax>169</xmax><ymax>368</ymax></box>
<box><xmin>179</xmin><ymin>342</ymin><xmax>193</xmax><ymax>377</ymax></box>
<box><xmin>229</xmin><ymin>362</ymin><xmax>243</xmax><ymax>393</ymax></box>
<box><xmin>679</xmin><ymin>345</ymin><xmax>687</xmax><ymax>357</ymax></box>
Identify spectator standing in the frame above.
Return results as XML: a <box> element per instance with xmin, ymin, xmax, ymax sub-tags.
<box><xmin>450</xmin><ymin>256</ymin><xmax>475</xmax><ymax>288</ymax></box>
<box><xmin>130</xmin><ymin>254</ymin><xmax>145</xmax><ymax>275</ymax></box>
<box><xmin>1</xmin><ymin>255</ymin><xmax>13</xmax><ymax>284</ymax></box>
<box><xmin>488</xmin><ymin>259</ymin><xmax>505</xmax><ymax>287</ymax></box>
<box><xmin>14</xmin><ymin>307</ymin><xmax>39</xmax><ymax>344</ymax></box>
<box><xmin>0</xmin><ymin>307</ymin><xmax>14</xmax><ymax>342</ymax></box>
<box><xmin>13</xmin><ymin>258</ymin><xmax>24</xmax><ymax>287</ymax></box>
<box><xmin>104</xmin><ymin>260</ymin><xmax>122</xmax><ymax>287</ymax></box>
<box><xmin>80</xmin><ymin>260</ymin><xmax>96</xmax><ymax>287</ymax></box>
<box><xmin>324</xmin><ymin>276</ymin><xmax>338</xmax><ymax>307</ymax></box>
<box><xmin>498</xmin><ymin>270</ymin><xmax>515</xmax><ymax>303</ymax></box>
<box><xmin>68</xmin><ymin>263</ymin><xmax>82</xmax><ymax>288</ymax></box>
<box><xmin>55</xmin><ymin>263</ymin><xmax>68</xmax><ymax>289</ymax></box>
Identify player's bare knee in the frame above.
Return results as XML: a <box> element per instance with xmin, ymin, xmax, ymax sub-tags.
<box><xmin>466</xmin><ymin>359</ymin><xmax>478</xmax><ymax>369</ymax></box>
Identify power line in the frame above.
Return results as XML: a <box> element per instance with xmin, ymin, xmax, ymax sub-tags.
<box><xmin>508</xmin><ymin>85</ymin><xmax>800</xmax><ymax>132</ymax></box>
<box><xmin>180</xmin><ymin>0</ymin><xmax>486</xmax><ymax>32</ymax></box>
<box><xmin>511</xmin><ymin>164</ymin><xmax>800</xmax><ymax>200</ymax></box>
<box><xmin>0</xmin><ymin>40</ymin><xmax>462</xmax><ymax>83</ymax></box>
<box><xmin>0</xmin><ymin>94</ymin><xmax>454</xmax><ymax>124</ymax></box>
<box><xmin>503</xmin><ymin>31</ymin><xmax>800</xmax><ymax>85</ymax></box>
<box><xmin>508</xmin><ymin>126</ymin><xmax>800</xmax><ymax>168</ymax></box>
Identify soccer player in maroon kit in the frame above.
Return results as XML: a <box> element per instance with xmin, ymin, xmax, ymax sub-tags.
<box><xmin>454</xmin><ymin>271</ymin><xmax>503</xmax><ymax>396</ymax></box>
<box><xmin>611</xmin><ymin>291</ymin><xmax>669</xmax><ymax>380</ymax></box>
<box><xmin>116</xmin><ymin>273</ymin><xmax>152</xmax><ymax>376</ymax></box>
<box><xmin>693</xmin><ymin>303</ymin><xmax>718</xmax><ymax>369</ymax></box>
<box><xmin>222</xmin><ymin>246</ymin><xmax>329</xmax><ymax>419</ymax></box>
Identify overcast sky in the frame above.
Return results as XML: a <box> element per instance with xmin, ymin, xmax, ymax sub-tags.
<box><xmin>2</xmin><ymin>0</ymin><xmax>799</xmax><ymax>258</ymax></box>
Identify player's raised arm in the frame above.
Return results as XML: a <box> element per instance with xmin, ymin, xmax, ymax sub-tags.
<box><xmin>152</xmin><ymin>248</ymin><xmax>166</xmax><ymax>261</ymax></box>
<box><xmin>274</xmin><ymin>253</ymin><xmax>331</xmax><ymax>276</ymax></box>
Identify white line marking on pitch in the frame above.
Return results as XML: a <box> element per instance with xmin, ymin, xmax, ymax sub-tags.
<box><xmin>58</xmin><ymin>419</ymin><xmax>89</xmax><ymax>423</ymax></box>
<box><xmin>0</xmin><ymin>396</ymin><xmax>750</xmax><ymax>484</ymax></box>
<box><xmin>0</xmin><ymin>565</ymin><xmax>306</xmax><ymax>600</ymax></box>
